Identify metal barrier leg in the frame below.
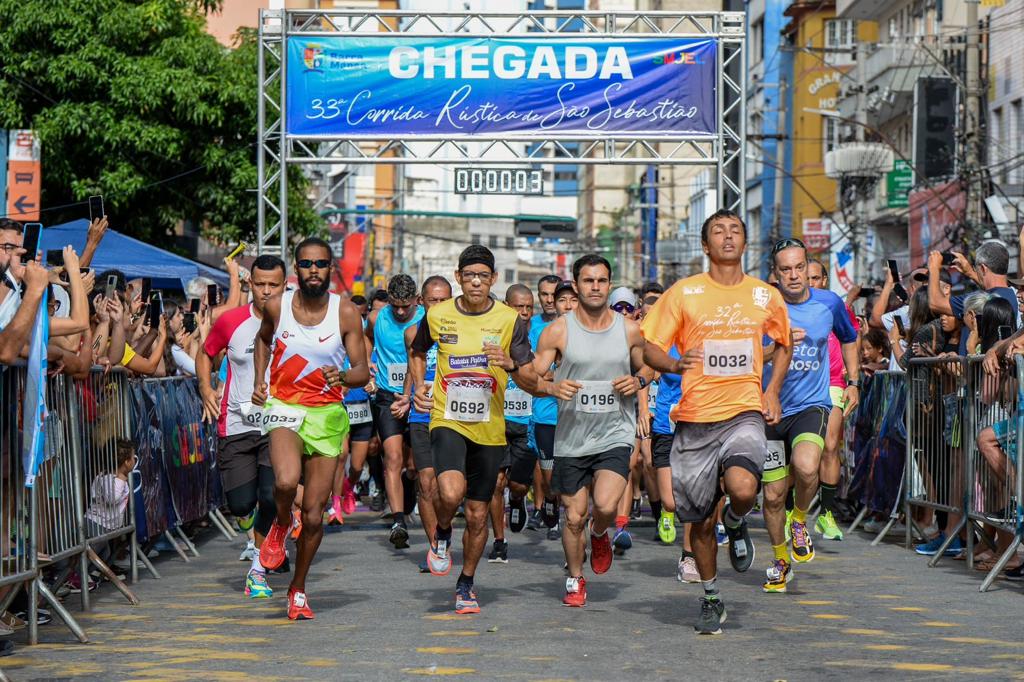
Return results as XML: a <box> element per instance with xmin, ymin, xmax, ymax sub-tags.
<box><xmin>34</xmin><ymin>577</ymin><xmax>88</xmax><ymax>644</ymax></box>
<box><xmin>871</xmin><ymin>517</ymin><xmax>898</xmax><ymax>546</ymax></box>
<box><xmin>86</xmin><ymin>547</ymin><xmax>139</xmax><ymax>605</ymax></box>
<box><xmin>847</xmin><ymin>506</ymin><xmax>869</xmax><ymax>534</ymax></box>
<box><xmin>174</xmin><ymin>527</ymin><xmax>200</xmax><ymax>558</ymax></box>
<box><xmin>162</xmin><ymin>531</ymin><xmax>190</xmax><ymax>563</ymax></box>
<box><xmin>208</xmin><ymin>509</ymin><xmax>236</xmax><ymax>541</ymax></box>
<box><xmin>135</xmin><ymin>544</ymin><xmax>161</xmax><ymax>580</ymax></box>
<box><xmin>980</xmin><ymin>535</ymin><xmax>1021</xmax><ymax>592</ymax></box>
<box><xmin>78</xmin><ymin>547</ymin><xmax>91</xmax><ymax>612</ymax></box>
<box><xmin>928</xmin><ymin>516</ymin><xmax>967</xmax><ymax>568</ymax></box>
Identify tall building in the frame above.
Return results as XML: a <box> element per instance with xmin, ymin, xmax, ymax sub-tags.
<box><xmin>986</xmin><ymin>3</ymin><xmax>1024</xmax><ymax>249</ymax></box>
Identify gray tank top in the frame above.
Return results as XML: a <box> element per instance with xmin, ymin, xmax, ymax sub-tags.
<box><xmin>553</xmin><ymin>310</ymin><xmax>637</xmax><ymax>458</ymax></box>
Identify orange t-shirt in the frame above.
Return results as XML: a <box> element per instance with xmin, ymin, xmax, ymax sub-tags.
<box><xmin>641</xmin><ymin>273</ymin><xmax>790</xmax><ymax>424</ymax></box>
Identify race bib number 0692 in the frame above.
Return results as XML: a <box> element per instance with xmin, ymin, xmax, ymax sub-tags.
<box><xmin>703</xmin><ymin>339</ymin><xmax>753</xmax><ymax>377</ymax></box>
<box><xmin>445</xmin><ymin>383</ymin><xmax>491</xmax><ymax>423</ymax></box>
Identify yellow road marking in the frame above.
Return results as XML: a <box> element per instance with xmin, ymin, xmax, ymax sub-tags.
<box><xmin>943</xmin><ymin>637</ymin><xmax>1023</xmax><ymax>647</ymax></box>
<box><xmin>893</xmin><ymin>663</ymin><xmax>953</xmax><ymax>672</ymax></box>
<box><xmin>424</xmin><ymin>614</ymin><xmax>466</xmax><ymax>621</ymax></box>
<box><xmin>865</xmin><ymin>644</ymin><xmax>908</xmax><ymax>651</ymax></box>
<box><xmin>890</xmin><ymin>606</ymin><xmax>927</xmax><ymax>612</ymax></box>
<box><xmin>842</xmin><ymin>628</ymin><xmax>889</xmax><ymax>636</ymax></box>
<box><xmin>811</xmin><ymin>614</ymin><xmax>847</xmax><ymax>620</ymax></box>
<box><xmin>921</xmin><ymin>621</ymin><xmax>959</xmax><ymax>628</ymax></box>
<box><xmin>402</xmin><ymin>667</ymin><xmax>476</xmax><ymax>676</ymax></box>
<box><xmin>416</xmin><ymin>647</ymin><xmax>478</xmax><ymax>654</ymax></box>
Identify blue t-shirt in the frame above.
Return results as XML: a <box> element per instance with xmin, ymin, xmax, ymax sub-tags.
<box><xmin>763</xmin><ymin>287</ymin><xmax>857</xmax><ymax>418</ymax></box>
<box><xmin>529</xmin><ymin>313</ymin><xmax>558</xmax><ymax>426</ymax></box>
<box><xmin>951</xmin><ymin>286</ymin><xmax>1020</xmax><ymax>356</ymax></box>
<box><xmin>504</xmin><ymin>377</ymin><xmax>532</xmax><ymax>425</ymax></box>
<box><xmin>652</xmin><ymin>346</ymin><xmax>682</xmax><ymax>436</ymax></box>
<box><xmin>343</xmin><ymin>355</ymin><xmax>369</xmax><ymax>404</ymax></box>
<box><xmin>408</xmin><ymin>341</ymin><xmax>437</xmax><ymax>425</ymax></box>
<box><xmin>373</xmin><ymin>304</ymin><xmax>424</xmax><ymax>393</ymax></box>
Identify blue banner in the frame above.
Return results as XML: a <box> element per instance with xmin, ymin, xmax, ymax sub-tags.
<box><xmin>286</xmin><ymin>37</ymin><xmax>717</xmax><ymax>137</ymax></box>
<box><xmin>23</xmin><ymin>288</ymin><xmax>48</xmax><ymax>488</ymax></box>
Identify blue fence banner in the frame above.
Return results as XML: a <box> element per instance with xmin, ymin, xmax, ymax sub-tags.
<box><xmin>286</xmin><ymin>37</ymin><xmax>717</xmax><ymax>137</ymax></box>
<box><xmin>22</xmin><ymin>289</ymin><xmax>48</xmax><ymax>488</ymax></box>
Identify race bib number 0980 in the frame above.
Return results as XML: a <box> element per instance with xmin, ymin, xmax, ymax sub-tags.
<box><xmin>346</xmin><ymin>400</ymin><xmax>372</xmax><ymax>425</ymax></box>
<box><xmin>703</xmin><ymin>339</ymin><xmax>753</xmax><ymax>377</ymax></box>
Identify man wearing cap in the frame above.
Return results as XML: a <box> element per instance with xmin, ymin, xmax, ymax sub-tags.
<box><xmin>554</xmin><ymin>280</ymin><xmax>579</xmax><ymax>315</ymax></box>
<box><xmin>928</xmin><ymin>243</ymin><xmax>1019</xmax><ymax>356</ymax></box>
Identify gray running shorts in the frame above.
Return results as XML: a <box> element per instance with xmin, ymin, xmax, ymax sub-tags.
<box><xmin>670</xmin><ymin>411</ymin><xmax>766</xmax><ymax>523</ymax></box>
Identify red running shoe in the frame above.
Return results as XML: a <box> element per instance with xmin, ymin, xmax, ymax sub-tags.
<box><xmin>562</xmin><ymin>576</ymin><xmax>587</xmax><ymax>607</ymax></box>
<box><xmin>341</xmin><ymin>478</ymin><xmax>357</xmax><ymax>516</ymax></box>
<box><xmin>287</xmin><ymin>588</ymin><xmax>315</xmax><ymax>620</ymax></box>
<box><xmin>291</xmin><ymin>509</ymin><xmax>303</xmax><ymax>540</ymax></box>
<box><xmin>260</xmin><ymin>520</ymin><xmax>288</xmax><ymax>570</ymax></box>
<box><xmin>590</xmin><ymin>528</ymin><xmax>613</xmax><ymax>575</ymax></box>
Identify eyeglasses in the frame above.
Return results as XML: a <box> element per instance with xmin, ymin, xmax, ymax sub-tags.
<box><xmin>611</xmin><ymin>302</ymin><xmax>635</xmax><ymax>315</ymax></box>
<box><xmin>460</xmin><ymin>270</ymin><xmax>491</xmax><ymax>282</ymax></box>
<box><xmin>296</xmin><ymin>259</ymin><xmax>331</xmax><ymax>269</ymax></box>
<box><xmin>770</xmin><ymin>237</ymin><xmax>806</xmax><ymax>256</ymax></box>
<box><xmin>0</xmin><ymin>243</ymin><xmax>19</xmax><ymax>253</ymax></box>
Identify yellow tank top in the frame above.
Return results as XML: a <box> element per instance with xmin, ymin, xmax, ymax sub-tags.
<box><xmin>425</xmin><ymin>297</ymin><xmax>518</xmax><ymax>446</ymax></box>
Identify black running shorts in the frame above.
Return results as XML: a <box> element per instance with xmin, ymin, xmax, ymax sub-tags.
<box><xmin>431</xmin><ymin>427</ymin><xmax>505</xmax><ymax>502</ymax></box>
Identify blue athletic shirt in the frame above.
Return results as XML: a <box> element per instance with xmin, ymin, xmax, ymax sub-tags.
<box><xmin>504</xmin><ymin>377</ymin><xmax>532</xmax><ymax>425</ymax></box>
<box><xmin>652</xmin><ymin>346</ymin><xmax>682</xmax><ymax>436</ymax></box>
<box><xmin>529</xmin><ymin>313</ymin><xmax>558</xmax><ymax>425</ymax></box>
<box><xmin>346</xmin><ymin>317</ymin><xmax>370</xmax><ymax>403</ymax></box>
<box><xmin>763</xmin><ymin>287</ymin><xmax>857</xmax><ymax>418</ymax></box>
<box><xmin>408</xmin><ymin>341</ymin><xmax>437</xmax><ymax>425</ymax></box>
<box><xmin>373</xmin><ymin>304</ymin><xmax>425</xmax><ymax>394</ymax></box>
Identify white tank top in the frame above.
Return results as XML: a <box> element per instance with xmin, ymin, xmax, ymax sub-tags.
<box><xmin>269</xmin><ymin>290</ymin><xmax>347</xmax><ymax>406</ymax></box>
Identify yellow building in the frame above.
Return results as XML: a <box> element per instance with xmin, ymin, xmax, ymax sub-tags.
<box><xmin>782</xmin><ymin>2</ymin><xmax>877</xmax><ymax>253</ymax></box>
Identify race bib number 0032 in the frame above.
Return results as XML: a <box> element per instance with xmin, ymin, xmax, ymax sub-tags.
<box><xmin>240</xmin><ymin>401</ymin><xmax>264</xmax><ymax>430</ymax></box>
<box><xmin>445</xmin><ymin>383</ymin><xmax>491</xmax><ymax>423</ymax></box>
<box><xmin>703</xmin><ymin>339</ymin><xmax>753</xmax><ymax>377</ymax></box>
<box><xmin>576</xmin><ymin>381</ymin><xmax>618</xmax><ymax>414</ymax></box>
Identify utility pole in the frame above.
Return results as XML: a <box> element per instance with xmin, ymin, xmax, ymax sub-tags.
<box><xmin>853</xmin><ymin>39</ymin><xmax>869</xmax><ymax>283</ymax></box>
<box><xmin>965</xmin><ymin>0</ymin><xmax>982</xmax><ymax>232</ymax></box>
<box><xmin>772</xmin><ymin>78</ymin><xmax>788</xmax><ymax>247</ymax></box>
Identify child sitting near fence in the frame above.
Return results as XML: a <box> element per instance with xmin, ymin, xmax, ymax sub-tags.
<box><xmin>84</xmin><ymin>439</ymin><xmax>136</xmax><ymax>561</ymax></box>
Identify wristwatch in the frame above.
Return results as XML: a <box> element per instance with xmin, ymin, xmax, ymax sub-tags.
<box><xmin>636</xmin><ymin>375</ymin><xmax>648</xmax><ymax>389</ymax></box>
<box><xmin>846</xmin><ymin>379</ymin><xmax>861</xmax><ymax>388</ymax></box>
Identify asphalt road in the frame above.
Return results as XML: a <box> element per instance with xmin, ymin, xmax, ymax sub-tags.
<box><xmin>5</xmin><ymin>509</ymin><xmax>1024</xmax><ymax>681</ymax></box>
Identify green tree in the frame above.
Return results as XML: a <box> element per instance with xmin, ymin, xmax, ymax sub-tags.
<box><xmin>0</xmin><ymin>0</ymin><xmax>319</xmax><ymax>251</ymax></box>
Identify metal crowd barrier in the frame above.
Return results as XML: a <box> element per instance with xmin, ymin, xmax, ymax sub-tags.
<box><xmin>904</xmin><ymin>356</ymin><xmax>968</xmax><ymax>560</ymax></box>
<box><xmin>0</xmin><ymin>365</ymin><xmax>228</xmax><ymax>647</ymax></box>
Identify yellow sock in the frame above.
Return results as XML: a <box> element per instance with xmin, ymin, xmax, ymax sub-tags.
<box><xmin>773</xmin><ymin>543</ymin><xmax>789</xmax><ymax>561</ymax></box>
<box><xmin>792</xmin><ymin>506</ymin><xmax>807</xmax><ymax>524</ymax></box>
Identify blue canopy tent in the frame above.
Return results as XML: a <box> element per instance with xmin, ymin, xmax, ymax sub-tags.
<box><xmin>39</xmin><ymin>219</ymin><xmax>229</xmax><ymax>291</ymax></box>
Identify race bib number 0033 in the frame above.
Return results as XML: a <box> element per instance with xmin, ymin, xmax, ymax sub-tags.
<box><xmin>703</xmin><ymin>339</ymin><xmax>753</xmax><ymax>377</ymax></box>
<box><xmin>764</xmin><ymin>440</ymin><xmax>786</xmax><ymax>473</ymax></box>
<box><xmin>575</xmin><ymin>381</ymin><xmax>618</xmax><ymax>414</ymax></box>
<box><xmin>346</xmin><ymin>400</ymin><xmax>372</xmax><ymax>425</ymax></box>
<box><xmin>260</xmin><ymin>403</ymin><xmax>306</xmax><ymax>434</ymax></box>
<box><xmin>445</xmin><ymin>383</ymin><xmax>491</xmax><ymax>423</ymax></box>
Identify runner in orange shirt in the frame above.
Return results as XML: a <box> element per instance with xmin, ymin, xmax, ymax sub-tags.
<box><xmin>641</xmin><ymin>209</ymin><xmax>792</xmax><ymax>635</ymax></box>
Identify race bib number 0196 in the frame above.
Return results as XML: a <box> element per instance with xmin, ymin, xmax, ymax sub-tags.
<box><xmin>445</xmin><ymin>383</ymin><xmax>491</xmax><ymax>423</ymax></box>
<box><xmin>576</xmin><ymin>381</ymin><xmax>618</xmax><ymax>414</ymax></box>
<box><xmin>504</xmin><ymin>387</ymin><xmax>532</xmax><ymax>417</ymax></box>
<box><xmin>703</xmin><ymin>339</ymin><xmax>753</xmax><ymax>377</ymax></box>
<box><xmin>346</xmin><ymin>400</ymin><xmax>372</xmax><ymax>425</ymax></box>
<box><xmin>261</xmin><ymin>403</ymin><xmax>306</xmax><ymax>434</ymax></box>
<box><xmin>387</xmin><ymin>363</ymin><xmax>408</xmax><ymax>387</ymax></box>
<box><xmin>764</xmin><ymin>440</ymin><xmax>786</xmax><ymax>472</ymax></box>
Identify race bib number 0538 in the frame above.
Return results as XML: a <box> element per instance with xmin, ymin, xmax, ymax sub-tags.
<box><xmin>703</xmin><ymin>339</ymin><xmax>753</xmax><ymax>377</ymax></box>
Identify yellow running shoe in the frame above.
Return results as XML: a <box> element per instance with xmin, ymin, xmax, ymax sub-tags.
<box><xmin>762</xmin><ymin>558</ymin><xmax>793</xmax><ymax>593</ymax></box>
<box><xmin>657</xmin><ymin>509</ymin><xmax>677</xmax><ymax>544</ymax></box>
<box><xmin>790</xmin><ymin>519</ymin><xmax>815</xmax><ymax>563</ymax></box>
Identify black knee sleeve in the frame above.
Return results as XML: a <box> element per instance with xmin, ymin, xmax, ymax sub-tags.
<box><xmin>225</xmin><ymin>483</ymin><xmax>257</xmax><ymax>521</ymax></box>
<box><xmin>255</xmin><ymin>465</ymin><xmax>277</xmax><ymax>537</ymax></box>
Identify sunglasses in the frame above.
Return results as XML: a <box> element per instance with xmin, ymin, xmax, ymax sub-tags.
<box><xmin>643</xmin><ymin>295</ymin><xmax>660</xmax><ymax>306</ymax></box>
<box><xmin>296</xmin><ymin>259</ymin><xmax>331</xmax><ymax>269</ymax></box>
<box><xmin>771</xmin><ymin>237</ymin><xmax>806</xmax><ymax>256</ymax></box>
<box><xmin>611</xmin><ymin>302</ymin><xmax>635</xmax><ymax>314</ymax></box>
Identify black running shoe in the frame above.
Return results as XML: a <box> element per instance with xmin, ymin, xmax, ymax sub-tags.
<box><xmin>694</xmin><ymin>596</ymin><xmax>727</xmax><ymax>635</ymax></box>
<box><xmin>1004</xmin><ymin>564</ymin><xmax>1024</xmax><ymax>581</ymax></box>
<box><xmin>630</xmin><ymin>498</ymin><xmax>642</xmax><ymax>521</ymax></box>
<box><xmin>723</xmin><ymin>505</ymin><xmax>754</xmax><ymax>573</ymax></box>
<box><xmin>487</xmin><ymin>539</ymin><xmax>509</xmax><ymax>564</ymax></box>
<box><xmin>526</xmin><ymin>509</ymin><xmax>542</xmax><ymax>531</ymax></box>
<box><xmin>389</xmin><ymin>522</ymin><xmax>410</xmax><ymax>549</ymax></box>
<box><xmin>509</xmin><ymin>497</ymin><xmax>528</xmax><ymax>533</ymax></box>
<box><xmin>546</xmin><ymin>522</ymin><xmax>561</xmax><ymax>541</ymax></box>
<box><xmin>542</xmin><ymin>498</ymin><xmax>559</xmax><ymax>528</ymax></box>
